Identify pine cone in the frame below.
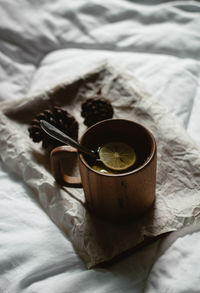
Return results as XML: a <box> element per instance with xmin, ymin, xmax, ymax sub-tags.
<box><xmin>81</xmin><ymin>88</ymin><xmax>114</xmax><ymax>127</ymax></box>
<box><xmin>28</xmin><ymin>106</ymin><xmax>79</xmax><ymax>149</ymax></box>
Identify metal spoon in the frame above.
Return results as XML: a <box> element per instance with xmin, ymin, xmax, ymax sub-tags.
<box><xmin>40</xmin><ymin>120</ymin><xmax>98</xmax><ymax>159</ymax></box>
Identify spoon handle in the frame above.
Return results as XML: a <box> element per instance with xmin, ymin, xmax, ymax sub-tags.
<box><xmin>40</xmin><ymin>120</ymin><xmax>97</xmax><ymax>158</ymax></box>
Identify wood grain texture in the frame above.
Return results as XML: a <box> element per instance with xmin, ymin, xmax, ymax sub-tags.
<box><xmin>79</xmin><ymin>119</ymin><xmax>157</xmax><ymax>222</ymax></box>
<box><xmin>50</xmin><ymin>119</ymin><xmax>157</xmax><ymax>222</ymax></box>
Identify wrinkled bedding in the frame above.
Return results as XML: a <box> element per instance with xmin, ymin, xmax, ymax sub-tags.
<box><xmin>1</xmin><ymin>1</ymin><xmax>200</xmax><ymax>292</ymax></box>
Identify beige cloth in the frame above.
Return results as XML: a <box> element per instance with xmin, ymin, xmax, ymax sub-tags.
<box><xmin>0</xmin><ymin>64</ymin><xmax>200</xmax><ymax>268</ymax></box>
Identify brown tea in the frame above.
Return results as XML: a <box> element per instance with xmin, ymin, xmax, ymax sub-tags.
<box><xmin>84</xmin><ymin>143</ymin><xmax>147</xmax><ymax>175</ymax></box>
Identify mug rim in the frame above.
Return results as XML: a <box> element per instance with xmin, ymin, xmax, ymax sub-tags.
<box><xmin>79</xmin><ymin>118</ymin><xmax>156</xmax><ymax>177</ymax></box>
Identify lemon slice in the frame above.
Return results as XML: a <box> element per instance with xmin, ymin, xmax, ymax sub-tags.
<box><xmin>99</xmin><ymin>142</ymin><xmax>136</xmax><ymax>171</ymax></box>
<box><xmin>92</xmin><ymin>165</ymin><xmax>112</xmax><ymax>174</ymax></box>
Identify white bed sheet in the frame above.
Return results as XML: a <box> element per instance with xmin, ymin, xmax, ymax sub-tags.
<box><xmin>1</xmin><ymin>1</ymin><xmax>200</xmax><ymax>292</ymax></box>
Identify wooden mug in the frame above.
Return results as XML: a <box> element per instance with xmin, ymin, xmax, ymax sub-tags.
<box><xmin>50</xmin><ymin>119</ymin><xmax>157</xmax><ymax>223</ymax></box>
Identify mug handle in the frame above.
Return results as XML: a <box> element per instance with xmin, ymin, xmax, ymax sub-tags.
<box><xmin>50</xmin><ymin>146</ymin><xmax>82</xmax><ymax>187</ymax></box>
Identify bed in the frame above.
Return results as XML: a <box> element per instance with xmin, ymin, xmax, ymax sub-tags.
<box><xmin>1</xmin><ymin>1</ymin><xmax>200</xmax><ymax>292</ymax></box>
